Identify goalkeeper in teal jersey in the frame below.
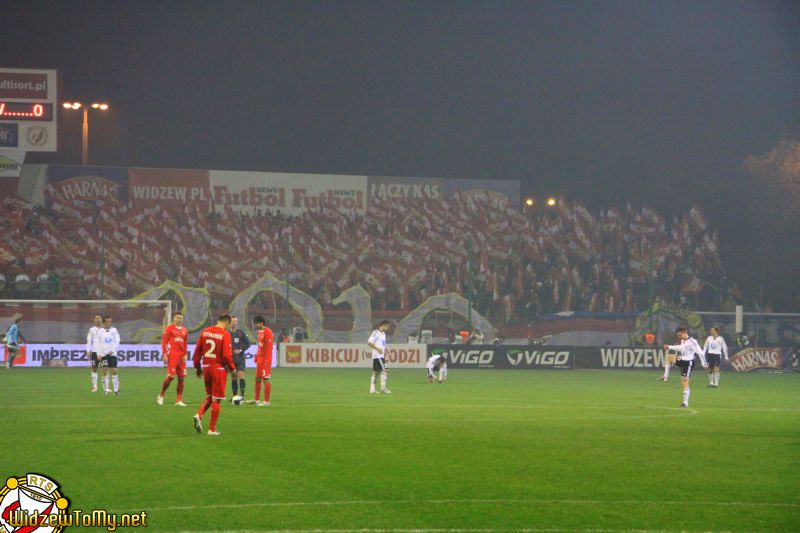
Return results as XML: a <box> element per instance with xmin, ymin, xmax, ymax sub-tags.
<box><xmin>4</xmin><ymin>317</ymin><xmax>23</xmax><ymax>368</ymax></box>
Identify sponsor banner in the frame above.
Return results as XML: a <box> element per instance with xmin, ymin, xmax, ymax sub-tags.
<box><xmin>0</xmin><ymin>71</ymin><xmax>48</xmax><ymax>99</ymax></box>
<box><xmin>128</xmin><ymin>167</ymin><xmax>210</xmax><ymax>210</ymax></box>
<box><xmin>210</xmin><ymin>170</ymin><xmax>367</xmax><ymax>215</ymax></box>
<box><xmin>7</xmin><ymin>343</ymin><xmax>277</xmax><ymax>368</ymax></box>
<box><xmin>46</xmin><ymin>165</ymin><xmax>128</xmax><ymax>205</ymax></box>
<box><xmin>280</xmin><ymin>343</ymin><xmax>427</xmax><ymax>368</ymax></box>
<box><xmin>575</xmin><ymin>346</ymin><xmax>669</xmax><ymax>370</ymax></box>
<box><xmin>368</xmin><ymin>176</ymin><xmax>520</xmax><ymax>206</ymax></box>
<box><xmin>428</xmin><ymin>345</ymin><xmax>573</xmax><ymax>370</ymax></box>
<box><xmin>0</xmin><ymin>123</ymin><xmax>19</xmax><ymax>148</ymax></box>
<box><xmin>724</xmin><ymin>347</ymin><xmax>786</xmax><ymax>373</ymax></box>
<box><xmin>0</xmin><ymin>150</ymin><xmax>24</xmax><ymax>179</ymax></box>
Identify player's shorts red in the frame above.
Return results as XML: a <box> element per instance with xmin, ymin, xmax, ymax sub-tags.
<box><xmin>256</xmin><ymin>359</ymin><xmax>272</xmax><ymax>379</ymax></box>
<box><xmin>167</xmin><ymin>353</ymin><xmax>187</xmax><ymax>377</ymax></box>
<box><xmin>203</xmin><ymin>365</ymin><xmax>229</xmax><ymax>400</ymax></box>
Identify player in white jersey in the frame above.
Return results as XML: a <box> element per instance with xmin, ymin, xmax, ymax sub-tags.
<box><xmin>367</xmin><ymin>320</ymin><xmax>391</xmax><ymax>394</ymax></box>
<box><xmin>426</xmin><ymin>353</ymin><xmax>447</xmax><ymax>384</ymax></box>
<box><xmin>86</xmin><ymin>314</ymin><xmax>103</xmax><ymax>392</ymax></box>
<box><xmin>97</xmin><ymin>316</ymin><xmax>121</xmax><ymax>395</ymax></box>
<box><xmin>703</xmin><ymin>327</ymin><xmax>728</xmax><ymax>388</ymax></box>
<box><xmin>664</xmin><ymin>327</ymin><xmax>708</xmax><ymax>408</ymax></box>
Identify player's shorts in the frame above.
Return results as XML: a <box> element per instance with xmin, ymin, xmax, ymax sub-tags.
<box><xmin>372</xmin><ymin>358</ymin><xmax>386</xmax><ymax>372</ymax></box>
<box><xmin>104</xmin><ymin>355</ymin><xmax>118</xmax><ymax>368</ymax></box>
<box><xmin>707</xmin><ymin>353</ymin><xmax>721</xmax><ymax>368</ymax></box>
<box><xmin>256</xmin><ymin>360</ymin><xmax>272</xmax><ymax>380</ymax></box>
<box><xmin>426</xmin><ymin>361</ymin><xmax>443</xmax><ymax>378</ymax></box>
<box><xmin>203</xmin><ymin>365</ymin><xmax>229</xmax><ymax>400</ymax></box>
<box><xmin>232</xmin><ymin>353</ymin><xmax>246</xmax><ymax>372</ymax></box>
<box><xmin>676</xmin><ymin>359</ymin><xmax>694</xmax><ymax>377</ymax></box>
<box><xmin>167</xmin><ymin>353</ymin><xmax>187</xmax><ymax>378</ymax></box>
<box><xmin>90</xmin><ymin>352</ymin><xmax>99</xmax><ymax>370</ymax></box>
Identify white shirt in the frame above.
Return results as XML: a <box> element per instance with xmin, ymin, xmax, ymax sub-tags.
<box><xmin>96</xmin><ymin>327</ymin><xmax>120</xmax><ymax>357</ymax></box>
<box><xmin>427</xmin><ymin>354</ymin><xmax>446</xmax><ymax>369</ymax></box>
<box><xmin>368</xmin><ymin>329</ymin><xmax>386</xmax><ymax>360</ymax></box>
<box><xmin>86</xmin><ymin>326</ymin><xmax>102</xmax><ymax>354</ymax></box>
<box><xmin>667</xmin><ymin>337</ymin><xmax>707</xmax><ymax>366</ymax></box>
<box><xmin>703</xmin><ymin>335</ymin><xmax>728</xmax><ymax>358</ymax></box>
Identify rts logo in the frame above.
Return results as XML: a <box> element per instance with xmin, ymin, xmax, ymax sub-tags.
<box><xmin>0</xmin><ymin>473</ymin><xmax>69</xmax><ymax>532</ymax></box>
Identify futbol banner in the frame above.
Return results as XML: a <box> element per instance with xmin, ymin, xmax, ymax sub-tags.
<box><xmin>279</xmin><ymin>343</ymin><xmax>427</xmax><ymax>368</ymax></box>
<box><xmin>428</xmin><ymin>345</ymin><xmax>574</xmax><ymax>370</ymax></box>
<box><xmin>6</xmin><ymin>344</ymin><xmax>277</xmax><ymax>368</ymax></box>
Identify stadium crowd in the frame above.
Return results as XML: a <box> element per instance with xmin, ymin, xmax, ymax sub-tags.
<box><xmin>0</xmin><ymin>188</ymin><xmax>734</xmax><ymax>324</ymax></box>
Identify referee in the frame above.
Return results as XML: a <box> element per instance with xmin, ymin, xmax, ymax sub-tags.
<box><xmin>229</xmin><ymin>316</ymin><xmax>251</xmax><ymax>400</ymax></box>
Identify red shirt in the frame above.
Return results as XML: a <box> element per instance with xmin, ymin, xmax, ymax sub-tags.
<box><xmin>256</xmin><ymin>326</ymin><xmax>274</xmax><ymax>364</ymax></box>
<box><xmin>192</xmin><ymin>326</ymin><xmax>234</xmax><ymax>372</ymax></box>
<box><xmin>162</xmin><ymin>324</ymin><xmax>188</xmax><ymax>358</ymax></box>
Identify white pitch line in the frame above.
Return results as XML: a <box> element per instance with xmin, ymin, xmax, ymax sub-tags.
<box><xmin>128</xmin><ymin>497</ymin><xmax>800</xmax><ymax>514</ymax></box>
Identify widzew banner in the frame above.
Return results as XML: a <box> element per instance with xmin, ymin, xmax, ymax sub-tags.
<box><xmin>279</xmin><ymin>343</ymin><xmax>427</xmax><ymax>368</ymax></box>
<box><xmin>574</xmin><ymin>346</ymin><xmax>670</xmax><ymax>370</ymax></box>
<box><xmin>428</xmin><ymin>345</ymin><xmax>574</xmax><ymax>370</ymax></box>
<box><xmin>3</xmin><ymin>344</ymin><xmax>277</xmax><ymax>368</ymax></box>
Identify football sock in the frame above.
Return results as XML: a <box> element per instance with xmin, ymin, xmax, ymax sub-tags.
<box><xmin>370</xmin><ymin>374</ymin><xmax>376</xmax><ymax>391</ymax></box>
<box><xmin>380</xmin><ymin>372</ymin><xmax>388</xmax><ymax>390</ymax></box>
<box><xmin>161</xmin><ymin>375</ymin><xmax>174</xmax><ymax>395</ymax></box>
<box><xmin>238</xmin><ymin>379</ymin><xmax>245</xmax><ymax>397</ymax></box>
<box><xmin>210</xmin><ymin>402</ymin><xmax>220</xmax><ymax>431</ymax></box>
<box><xmin>663</xmin><ymin>365</ymin><xmax>670</xmax><ymax>379</ymax></box>
<box><xmin>176</xmin><ymin>378</ymin><xmax>184</xmax><ymax>401</ymax></box>
<box><xmin>91</xmin><ymin>372</ymin><xmax>98</xmax><ymax>388</ymax></box>
<box><xmin>103</xmin><ymin>375</ymin><xmax>110</xmax><ymax>391</ymax></box>
<box><xmin>709</xmin><ymin>373</ymin><xmax>714</xmax><ymax>385</ymax></box>
<box><xmin>231</xmin><ymin>379</ymin><xmax>239</xmax><ymax>396</ymax></box>
<box><xmin>254</xmin><ymin>381</ymin><xmax>262</xmax><ymax>401</ymax></box>
<box><xmin>198</xmin><ymin>397</ymin><xmax>211</xmax><ymax>417</ymax></box>
<box><xmin>683</xmin><ymin>388</ymin><xmax>690</xmax><ymax>405</ymax></box>
<box><xmin>112</xmin><ymin>375</ymin><xmax>119</xmax><ymax>392</ymax></box>
<box><xmin>264</xmin><ymin>382</ymin><xmax>271</xmax><ymax>402</ymax></box>
<box><xmin>714</xmin><ymin>372</ymin><xmax>720</xmax><ymax>386</ymax></box>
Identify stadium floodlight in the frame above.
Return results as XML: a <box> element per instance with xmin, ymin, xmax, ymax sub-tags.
<box><xmin>524</xmin><ymin>198</ymin><xmax>534</xmax><ymax>207</ymax></box>
<box><xmin>547</xmin><ymin>197</ymin><xmax>557</xmax><ymax>207</ymax></box>
<box><xmin>63</xmin><ymin>100</ymin><xmax>110</xmax><ymax>165</ymax></box>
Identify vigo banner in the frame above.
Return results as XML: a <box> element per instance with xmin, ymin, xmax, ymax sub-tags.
<box><xmin>428</xmin><ymin>345</ymin><xmax>574</xmax><ymax>370</ymax></box>
<box><xmin>5</xmin><ymin>344</ymin><xmax>277</xmax><ymax>368</ymax></box>
<box><xmin>279</xmin><ymin>343</ymin><xmax>427</xmax><ymax>368</ymax></box>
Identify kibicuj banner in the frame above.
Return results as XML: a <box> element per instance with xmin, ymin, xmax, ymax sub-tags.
<box><xmin>3</xmin><ymin>344</ymin><xmax>277</xmax><ymax>368</ymax></box>
<box><xmin>279</xmin><ymin>343</ymin><xmax>427</xmax><ymax>368</ymax></box>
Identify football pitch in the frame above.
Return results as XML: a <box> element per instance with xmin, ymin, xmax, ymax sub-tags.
<box><xmin>1</xmin><ymin>367</ymin><xmax>798</xmax><ymax>532</ymax></box>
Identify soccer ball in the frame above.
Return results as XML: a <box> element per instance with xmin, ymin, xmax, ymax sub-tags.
<box><xmin>232</xmin><ymin>395</ymin><xmax>244</xmax><ymax>406</ymax></box>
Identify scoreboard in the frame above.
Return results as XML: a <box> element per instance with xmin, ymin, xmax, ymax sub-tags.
<box><xmin>0</xmin><ymin>68</ymin><xmax>58</xmax><ymax>152</ymax></box>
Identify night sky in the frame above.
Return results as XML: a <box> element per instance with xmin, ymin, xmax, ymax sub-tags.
<box><xmin>5</xmin><ymin>0</ymin><xmax>800</xmax><ymax>307</ymax></box>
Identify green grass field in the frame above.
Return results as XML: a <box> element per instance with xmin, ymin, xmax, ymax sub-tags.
<box><xmin>1</xmin><ymin>367</ymin><xmax>798</xmax><ymax>532</ymax></box>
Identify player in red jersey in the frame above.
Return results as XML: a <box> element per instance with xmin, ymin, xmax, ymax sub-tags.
<box><xmin>192</xmin><ymin>314</ymin><xmax>234</xmax><ymax>436</ymax></box>
<box><xmin>249</xmin><ymin>315</ymin><xmax>274</xmax><ymax>406</ymax></box>
<box><xmin>157</xmin><ymin>311</ymin><xmax>189</xmax><ymax>406</ymax></box>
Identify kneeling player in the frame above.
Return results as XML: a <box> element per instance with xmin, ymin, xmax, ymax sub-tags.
<box><xmin>426</xmin><ymin>353</ymin><xmax>447</xmax><ymax>383</ymax></box>
<box><xmin>250</xmin><ymin>315</ymin><xmax>274</xmax><ymax>406</ymax></box>
<box><xmin>158</xmin><ymin>311</ymin><xmax>188</xmax><ymax>406</ymax></box>
<box><xmin>192</xmin><ymin>315</ymin><xmax>234</xmax><ymax>436</ymax></box>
